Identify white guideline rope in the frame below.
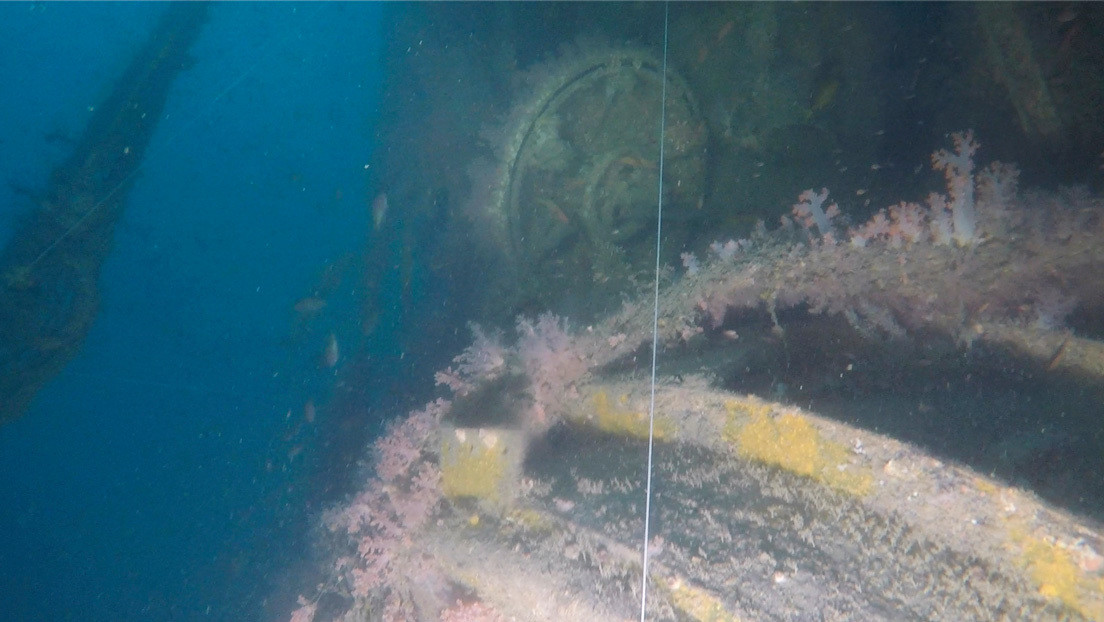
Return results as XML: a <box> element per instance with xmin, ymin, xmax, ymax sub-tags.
<box><xmin>638</xmin><ymin>3</ymin><xmax>669</xmax><ymax>620</ymax></box>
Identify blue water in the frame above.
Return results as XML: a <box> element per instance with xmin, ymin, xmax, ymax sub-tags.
<box><xmin>0</xmin><ymin>4</ymin><xmax>385</xmax><ymax>620</ymax></box>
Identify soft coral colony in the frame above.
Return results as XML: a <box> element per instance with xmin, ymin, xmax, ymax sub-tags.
<box><xmin>289</xmin><ymin>132</ymin><xmax>1104</xmax><ymax>620</ymax></box>
<box><xmin>795</xmin><ymin>130</ymin><xmax>1006</xmax><ymax>250</ymax></box>
<box><xmin>290</xmin><ymin>315</ymin><xmax>593</xmax><ymax>620</ymax></box>
<box><xmin>682</xmin><ymin>130</ymin><xmax>1097</xmax><ymax>353</ymax></box>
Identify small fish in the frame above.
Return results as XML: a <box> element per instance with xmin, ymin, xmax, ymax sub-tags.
<box><xmin>322</xmin><ymin>333</ymin><xmax>339</xmax><ymax>368</ymax></box>
<box><xmin>372</xmin><ymin>192</ymin><xmax>388</xmax><ymax>230</ymax></box>
<box><xmin>1047</xmin><ymin>338</ymin><xmax>1071</xmax><ymax>371</ymax></box>
<box><xmin>1056</xmin><ymin>5</ymin><xmax>1078</xmax><ymax>24</ymax></box>
<box><xmin>810</xmin><ymin>78</ymin><xmax>839</xmax><ymax>113</ymax></box>
<box><xmin>618</xmin><ymin>156</ymin><xmax>657</xmax><ymax>170</ymax></box>
<box><xmin>716</xmin><ymin>20</ymin><xmax>735</xmax><ymax>43</ymax></box>
<box><xmin>294</xmin><ymin>296</ymin><xmax>327</xmax><ymax>316</ymax></box>
<box><xmin>536</xmin><ymin>198</ymin><xmax>570</xmax><ymax>224</ymax></box>
<box><xmin>304</xmin><ymin>400</ymin><xmax>316</xmax><ymax>423</ymax></box>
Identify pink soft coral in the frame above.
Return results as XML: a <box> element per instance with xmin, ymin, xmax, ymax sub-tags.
<box><xmin>321</xmin><ymin>401</ymin><xmax>443</xmax><ymax>599</ymax></box>
<box><xmin>288</xmin><ymin>596</ymin><xmax>316</xmax><ymax>622</ymax></box>
<box><xmin>792</xmin><ymin>188</ymin><xmax>840</xmax><ymax>241</ymax></box>
<box><xmin>440</xmin><ymin>600</ymin><xmax>507</xmax><ymax>622</ymax></box>
<box><xmin>434</xmin><ymin>325</ymin><xmax>507</xmax><ymax>395</ymax></box>
<box><xmin>931</xmin><ymin>130</ymin><xmax>979</xmax><ymax>245</ymax></box>
<box><xmin>516</xmin><ymin>313</ymin><xmax>588</xmax><ymax>427</ymax></box>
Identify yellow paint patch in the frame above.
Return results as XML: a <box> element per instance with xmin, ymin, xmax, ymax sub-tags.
<box><xmin>507</xmin><ymin>508</ymin><xmax>555</xmax><ymax>533</ymax></box>
<box><xmin>668</xmin><ymin>578</ymin><xmax>740</xmax><ymax>622</ymax></box>
<box><xmin>1011</xmin><ymin>528</ymin><xmax>1104</xmax><ymax>619</ymax></box>
<box><xmin>590</xmin><ymin>391</ymin><xmax>674</xmax><ymax>440</ymax></box>
<box><xmin>439</xmin><ymin>427</ymin><xmax>518</xmax><ymax>510</ymax></box>
<box><xmin>724</xmin><ymin>399</ymin><xmax>872</xmax><ymax>496</ymax></box>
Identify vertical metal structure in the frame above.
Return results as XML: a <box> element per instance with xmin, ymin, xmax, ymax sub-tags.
<box><xmin>0</xmin><ymin>3</ymin><xmax>210</xmax><ymax>425</ymax></box>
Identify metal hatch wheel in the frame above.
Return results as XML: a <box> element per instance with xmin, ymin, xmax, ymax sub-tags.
<box><xmin>474</xmin><ymin>39</ymin><xmax>707</xmax><ymax>313</ymax></box>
